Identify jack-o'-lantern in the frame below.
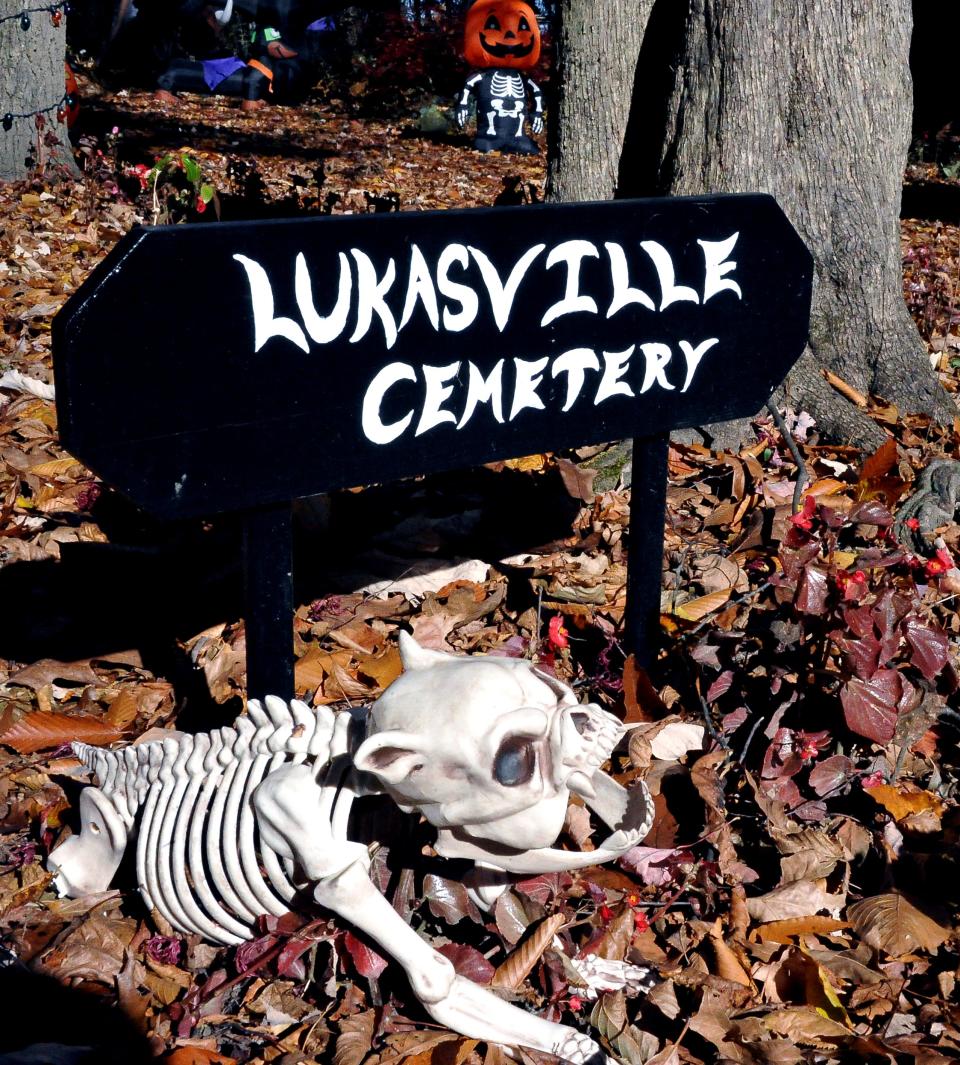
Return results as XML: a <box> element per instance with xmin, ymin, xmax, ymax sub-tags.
<box><xmin>463</xmin><ymin>1</ymin><xmax>540</xmax><ymax>70</ymax></box>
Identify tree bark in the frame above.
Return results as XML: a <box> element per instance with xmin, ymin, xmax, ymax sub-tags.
<box><xmin>0</xmin><ymin>0</ymin><xmax>77</xmax><ymax>181</ymax></box>
<box><xmin>549</xmin><ymin>0</ymin><xmax>953</xmax><ymax>446</ymax></box>
<box><xmin>547</xmin><ymin>0</ymin><xmax>654</xmax><ymax>203</ymax></box>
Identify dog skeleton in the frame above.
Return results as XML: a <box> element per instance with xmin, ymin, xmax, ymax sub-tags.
<box><xmin>49</xmin><ymin>635</ymin><xmax>652</xmax><ymax>1064</ymax></box>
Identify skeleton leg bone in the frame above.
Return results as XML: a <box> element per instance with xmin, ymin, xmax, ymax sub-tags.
<box><xmin>313</xmin><ymin>862</ymin><xmax>609</xmax><ymax>1064</ymax></box>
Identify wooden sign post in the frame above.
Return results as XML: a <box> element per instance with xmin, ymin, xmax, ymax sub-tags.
<box><xmin>54</xmin><ymin>195</ymin><xmax>812</xmax><ymax>699</ymax></box>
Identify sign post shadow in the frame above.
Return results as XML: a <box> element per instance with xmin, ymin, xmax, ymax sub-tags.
<box><xmin>54</xmin><ymin>195</ymin><xmax>812</xmax><ymax>700</ymax></box>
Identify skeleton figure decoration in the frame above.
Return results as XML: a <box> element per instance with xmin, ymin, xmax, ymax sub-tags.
<box><xmin>457</xmin><ymin>1</ymin><xmax>544</xmax><ymax>154</ymax></box>
<box><xmin>48</xmin><ymin>635</ymin><xmax>653</xmax><ymax>1065</ymax></box>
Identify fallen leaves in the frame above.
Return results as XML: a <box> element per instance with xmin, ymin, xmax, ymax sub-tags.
<box><xmin>0</xmin><ymin>710</ymin><xmax>126</xmax><ymax>754</ymax></box>
<box><xmin>490</xmin><ymin>912</ymin><xmax>565</xmax><ymax>989</ymax></box>
<box><xmin>0</xmin><ymin>62</ymin><xmax>957</xmax><ymax>1065</ymax></box>
<box><xmin>846</xmin><ymin>893</ymin><xmax>950</xmax><ymax>956</ymax></box>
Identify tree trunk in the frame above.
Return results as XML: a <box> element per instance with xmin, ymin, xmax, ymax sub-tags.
<box><xmin>549</xmin><ymin>0</ymin><xmax>953</xmax><ymax>446</ymax></box>
<box><xmin>547</xmin><ymin>0</ymin><xmax>654</xmax><ymax>203</ymax></box>
<box><xmin>0</xmin><ymin>0</ymin><xmax>77</xmax><ymax>181</ymax></box>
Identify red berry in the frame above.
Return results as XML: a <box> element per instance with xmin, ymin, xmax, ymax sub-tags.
<box><xmin>568</xmin><ymin>995</ymin><xmax>583</xmax><ymax>1011</ymax></box>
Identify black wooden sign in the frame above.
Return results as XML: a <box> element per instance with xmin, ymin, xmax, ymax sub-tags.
<box><xmin>54</xmin><ymin>195</ymin><xmax>812</xmax><ymax>697</ymax></box>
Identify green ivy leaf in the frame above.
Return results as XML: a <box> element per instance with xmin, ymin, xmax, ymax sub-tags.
<box><xmin>200</xmin><ymin>184</ymin><xmax>215</xmax><ymax>204</ymax></box>
<box><xmin>183</xmin><ymin>155</ymin><xmax>201</xmax><ymax>183</ymax></box>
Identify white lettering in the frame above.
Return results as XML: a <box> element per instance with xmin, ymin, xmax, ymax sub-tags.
<box><xmin>234</xmin><ymin>253</ymin><xmax>309</xmax><ymax>353</ymax></box>
<box><xmin>361</xmin><ymin>362</ymin><xmax>416</xmax><ymax>444</ymax></box>
<box><xmin>295</xmin><ymin>251</ymin><xmax>352</xmax><ymax>345</ymax></box>
<box><xmin>510</xmin><ymin>356</ymin><xmax>550</xmax><ymax>420</ymax></box>
<box><xmin>458</xmin><ymin>360</ymin><xmax>505</xmax><ymax>428</ymax></box>
<box><xmin>436</xmin><ymin>244</ymin><xmax>479</xmax><ymax>332</ymax></box>
<box><xmin>416</xmin><ymin>362</ymin><xmax>461</xmax><ymax>436</ymax></box>
<box><xmin>399</xmin><ymin>244</ymin><xmax>440</xmax><ymax>332</ymax></box>
<box><xmin>699</xmin><ymin>234</ymin><xmax>742</xmax><ymax>302</ymax></box>
<box><xmin>595</xmin><ymin>347</ymin><xmax>636</xmax><ymax>405</ymax></box>
<box><xmin>469</xmin><ymin>244</ymin><xmax>546</xmax><ymax>331</ymax></box>
<box><xmin>552</xmin><ymin>348</ymin><xmax>600</xmax><ymax>412</ymax></box>
<box><xmin>639</xmin><ymin>343</ymin><xmax>676</xmax><ymax>393</ymax></box>
<box><xmin>541</xmin><ymin>240</ymin><xmax>600</xmax><ymax>326</ymax></box>
<box><xmin>640</xmin><ymin>241</ymin><xmax>699</xmax><ymax>311</ymax></box>
<box><xmin>679</xmin><ymin>337</ymin><xmax>719</xmax><ymax>392</ymax></box>
<box><xmin>350</xmin><ymin>249</ymin><xmax>397</xmax><ymax>348</ymax></box>
<box><xmin>605</xmin><ymin>242</ymin><xmax>654</xmax><ymax>316</ymax></box>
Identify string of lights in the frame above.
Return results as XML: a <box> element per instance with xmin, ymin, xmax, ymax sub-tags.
<box><xmin>1</xmin><ymin>2</ymin><xmax>73</xmax><ymax>131</ymax></box>
<box><xmin>0</xmin><ymin>2</ymin><xmax>68</xmax><ymax>30</ymax></box>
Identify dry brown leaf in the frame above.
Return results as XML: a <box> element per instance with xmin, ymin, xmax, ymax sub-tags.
<box><xmin>490</xmin><ymin>912</ymin><xmax>565</xmax><ymax>989</ymax></box>
<box><xmin>801</xmin><ymin>477</ymin><xmax>848</xmax><ymax>499</ymax></box>
<box><xmin>355</xmin><ymin>646</ymin><xmax>403</xmax><ymax>689</ymax></box>
<box><xmin>7</xmin><ymin>657</ymin><xmax>101</xmax><ymax>690</ymax></box>
<box><xmin>163</xmin><ymin>1049</ymin><xmax>239</xmax><ymax>1065</ymax></box>
<box><xmin>0</xmin><ymin>711</ymin><xmax>126</xmax><ymax>754</ymax></box>
<box><xmin>706</xmin><ymin>920</ymin><xmax>754</xmax><ymax>987</ymax></box>
<box><xmin>377</xmin><ymin>1030</ymin><xmax>459</xmax><ymax>1065</ymax></box>
<box><xmin>104</xmin><ymin>688</ymin><xmax>142</xmax><ymax>730</ymax></box>
<box><xmin>746</xmin><ymin>880</ymin><xmax>846</xmax><ymax>923</ymax></box>
<box><xmin>750</xmin><ymin>916</ymin><xmax>850</xmax><ymax>944</ymax></box>
<box><xmin>762</xmin><ymin>1006</ymin><xmax>850</xmax><ymax>1048</ymax></box>
<box><xmin>28</xmin><ymin>456</ymin><xmax>83</xmax><ymax>478</ymax></box>
<box><xmin>864</xmin><ymin>783</ymin><xmax>945</xmax><ymax>823</ymax></box>
<box><xmin>847</xmin><ymin>893</ymin><xmax>949</xmax><ymax>956</ymax></box>
<box><xmin>334</xmin><ymin>1009</ymin><xmax>377</xmax><ymax>1065</ymax></box>
<box><xmin>672</xmin><ymin>588</ymin><xmax>731</xmax><ymax>622</ymax></box>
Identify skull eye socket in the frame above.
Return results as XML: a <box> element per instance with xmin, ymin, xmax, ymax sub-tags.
<box><xmin>493</xmin><ymin>735</ymin><xmax>535</xmax><ymax>787</ymax></box>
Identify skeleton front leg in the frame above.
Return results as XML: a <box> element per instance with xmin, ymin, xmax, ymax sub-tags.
<box><xmin>314</xmin><ymin>861</ymin><xmax>608</xmax><ymax>1065</ymax></box>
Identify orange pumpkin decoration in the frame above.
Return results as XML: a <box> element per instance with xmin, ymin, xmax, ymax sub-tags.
<box><xmin>463</xmin><ymin>0</ymin><xmax>540</xmax><ymax>70</ymax></box>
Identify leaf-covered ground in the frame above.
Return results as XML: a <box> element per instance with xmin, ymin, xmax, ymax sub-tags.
<box><xmin>1</xmin><ymin>80</ymin><xmax>960</xmax><ymax>1065</ymax></box>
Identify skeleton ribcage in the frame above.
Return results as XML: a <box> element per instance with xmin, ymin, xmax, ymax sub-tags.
<box><xmin>74</xmin><ymin>700</ymin><xmax>355</xmax><ymax>946</ymax></box>
<box><xmin>490</xmin><ymin>72</ymin><xmax>524</xmax><ymax>99</ymax></box>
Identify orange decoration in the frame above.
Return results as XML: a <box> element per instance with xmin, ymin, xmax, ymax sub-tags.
<box><xmin>64</xmin><ymin>63</ymin><xmax>80</xmax><ymax>127</ymax></box>
<box><xmin>463</xmin><ymin>1</ymin><xmax>540</xmax><ymax>70</ymax></box>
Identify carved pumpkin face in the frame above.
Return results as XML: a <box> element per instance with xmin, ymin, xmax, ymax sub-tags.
<box><xmin>464</xmin><ymin>1</ymin><xmax>540</xmax><ymax>70</ymax></box>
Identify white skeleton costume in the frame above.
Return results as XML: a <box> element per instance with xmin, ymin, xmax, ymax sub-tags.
<box><xmin>48</xmin><ymin>635</ymin><xmax>653</xmax><ymax>1065</ymax></box>
<box><xmin>457</xmin><ymin>68</ymin><xmax>544</xmax><ymax>154</ymax></box>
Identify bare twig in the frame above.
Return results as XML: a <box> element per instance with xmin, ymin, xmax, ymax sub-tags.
<box><xmin>767</xmin><ymin>403</ymin><xmax>809</xmax><ymax>514</ymax></box>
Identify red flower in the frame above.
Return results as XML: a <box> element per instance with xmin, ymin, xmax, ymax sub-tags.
<box><xmin>790</xmin><ymin>496</ymin><xmax>817</xmax><ymax>531</ymax></box>
<box><xmin>924</xmin><ymin>547</ymin><xmax>954</xmax><ymax>579</ymax></box>
<box><xmin>905</xmin><ymin>517</ymin><xmax>920</xmax><ymax>530</ymax></box>
<box><xmin>598</xmin><ymin>904</ymin><xmax>613</xmax><ymax>922</ymax></box>
<box><xmin>568</xmin><ymin>995</ymin><xmax>583</xmax><ymax>1011</ymax></box>
<box><xmin>547</xmin><ymin>615</ymin><xmax>569</xmax><ymax>650</ymax></box>
<box><xmin>795</xmin><ymin>730</ymin><xmax>830</xmax><ymax>761</ymax></box>
<box><xmin>633</xmin><ymin>911</ymin><xmax>650</xmax><ymax>933</ymax></box>
<box><xmin>625</xmin><ymin>893</ymin><xmax>640</xmax><ymax>907</ymax></box>
<box><xmin>861</xmin><ymin>770</ymin><xmax>885</xmax><ymax>789</ymax></box>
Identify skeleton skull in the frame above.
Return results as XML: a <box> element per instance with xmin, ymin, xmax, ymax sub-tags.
<box><xmin>354</xmin><ymin>635</ymin><xmax>627</xmax><ymax>855</ymax></box>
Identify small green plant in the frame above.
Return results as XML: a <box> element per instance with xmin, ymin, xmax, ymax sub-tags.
<box><xmin>147</xmin><ymin>152</ymin><xmax>219</xmax><ymax>225</ymax></box>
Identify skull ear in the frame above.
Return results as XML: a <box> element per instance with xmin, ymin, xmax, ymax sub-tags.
<box><xmin>398</xmin><ymin>631</ymin><xmax>454</xmax><ymax>671</ymax></box>
<box><xmin>354</xmin><ymin>730</ymin><xmax>430</xmax><ymax>786</ymax></box>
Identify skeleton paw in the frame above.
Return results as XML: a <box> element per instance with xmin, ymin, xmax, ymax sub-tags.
<box><xmin>552</xmin><ymin>1032</ymin><xmax>607</xmax><ymax>1065</ymax></box>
